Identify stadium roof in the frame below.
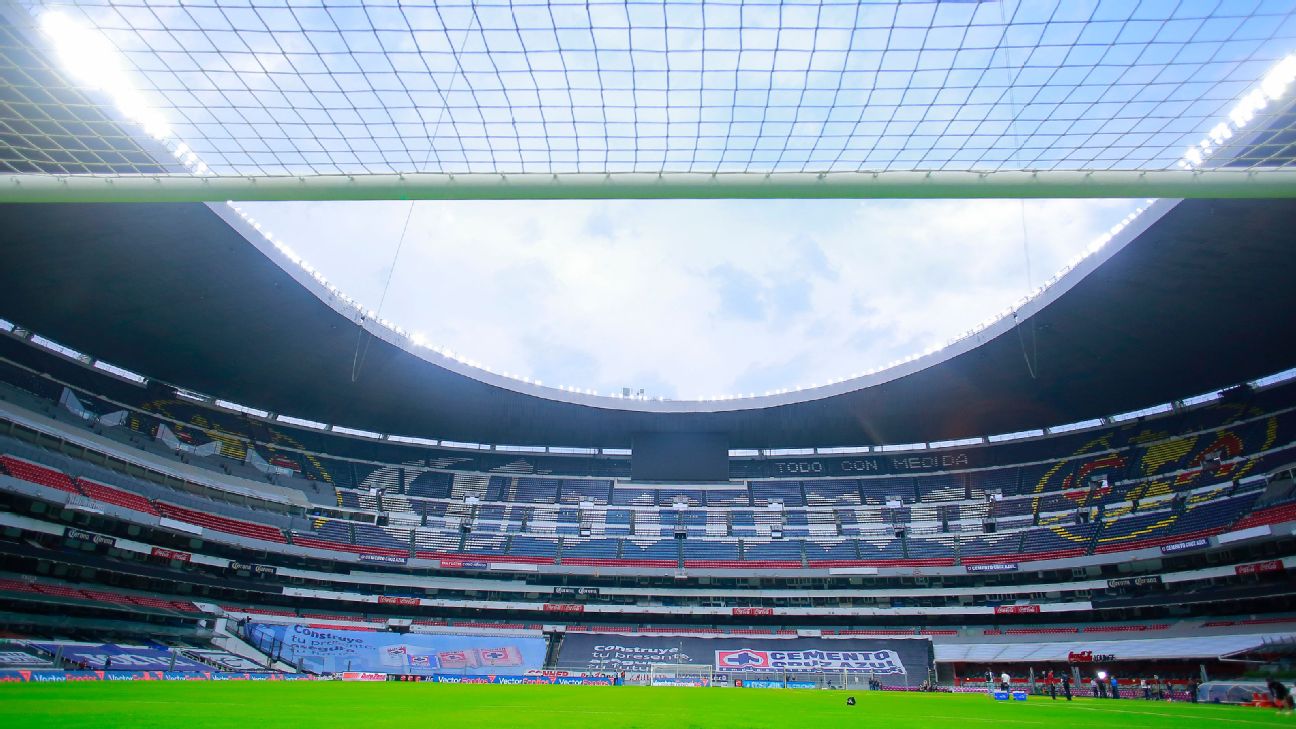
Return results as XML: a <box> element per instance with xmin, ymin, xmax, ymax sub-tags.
<box><xmin>0</xmin><ymin>192</ymin><xmax>1294</xmax><ymax>449</ymax></box>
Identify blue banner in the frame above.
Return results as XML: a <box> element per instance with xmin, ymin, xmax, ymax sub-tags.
<box><xmin>740</xmin><ymin>680</ymin><xmax>817</xmax><ymax>689</ymax></box>
<box><xmin>31</xmin><ymin>643</ymin><xmax>208</xmax><ymax>671</ymax></box>
<box><xmin>965</xmin><ymin>563</ymin><xmax>1019</xmax><ymax>573</ymax></box>
<box><xmin>1160</xmin><ymin>537</ymin><xmax>1210</xmax><ymax>554</ymax></box>
<box><xmin>250</xmin><ymin>624</ymin><xmax>546</xmax><ymax>676</ymax></box>
<box><xmin>0</xmin><ymin>670</ymin><xmax>301</xmax><ymax>683</ymax></box>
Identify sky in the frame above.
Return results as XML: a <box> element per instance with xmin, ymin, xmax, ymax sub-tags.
<box><xmin>240</xmin><ymin>197</ymin><xmax>1137</xmax><ymax>399</ymax></box>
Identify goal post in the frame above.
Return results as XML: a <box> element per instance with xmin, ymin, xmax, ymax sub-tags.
<box><xmin>648</xmin><ymin>663</ymin><xmax>716</xmax><ymax>688</ymax></box>
<box><xmin>6</xmin><ymin>169</ymin><xmax>1296</xmax><ymax>203</ymax></box>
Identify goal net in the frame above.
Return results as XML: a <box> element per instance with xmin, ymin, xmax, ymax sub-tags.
<box><xmin>5</xmin><ymin>3</ymin><xmax>1296</xmax><ymax>201</ymax></box>
<box><xmin>648</xmin><ymin>663</ymin><xmax>715</xmax><ymax>688</ymax></box>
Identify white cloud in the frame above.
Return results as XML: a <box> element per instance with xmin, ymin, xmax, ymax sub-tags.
<box><xmin>240</xmin><ymin>197</ymin><xmax>1136</xmax><ymax>399</ymax></box>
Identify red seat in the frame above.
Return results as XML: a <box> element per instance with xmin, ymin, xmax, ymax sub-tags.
<box><xmin>156</xmin><ymin>502</ymin><xmax>286</xmax><ymax>543</ymax></box>
<box><xmin>76</xmin><ymin>478</ymin><xmax>158</xmax><ymax>515</ymax></box>
<box><xmin>0</xmin><ymin>455</ymin><xmax>79</xmax><ymax>494</ymax></box>
<box><xmin>1234</xmin><ymin>502</ymin><xmax>1296</xmax><ymax>529</ymax></box>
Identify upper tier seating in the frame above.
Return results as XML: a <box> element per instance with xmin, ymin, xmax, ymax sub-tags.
<box><xmin>0</xmin><ymin>455</ymin><xmax>79</xmax><ymax>494</ymax></box>
<box><xmin>751</xmin><ymin>481</ymin><xmax>804</xmax><ymax>507</ymax></box>
<box><xmin>155</xmin><ymin>501</ymin><xmax>287</xmax><ymax>543</ymax></box>
<box><xmin>558</xmin><ymin>479</ymin><xmax>612</xmax><ymax>505</ymax></box>
<box><xmin>803</xmin><ymin>480</ymin><xmax>862</xmax><ymax>506</ymax></box>
<box><xmin>76</xmin><ymin>478</ymin><xmax>159</xmax><ymax>515</ymax></box>
<box><xmin>1</xmin><ymin>349</ymin><xmax>1294</xmax><ymax>574</ymax></box>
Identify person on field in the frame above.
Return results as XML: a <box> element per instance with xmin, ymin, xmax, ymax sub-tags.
<box><xmin>1062</xmin><ymin>674</ymin><xmax>1072</xmax><ymax>701</ymax></box>
<box><xmin>1141</xmin><ymin>678</ymin><xmax>1150</xmax><ymax>700</ymax></box>
<box><xmin>1109</xmin><ymin>674</ymin><xmax>1120</xmax><ymax>699</ymax></box>
<box><xmin>1188</xmin><ymin>678</ymin><xmax>1199</xmax><ymax>704</ymax></box>
<box><xmin>1048</xmin><ymin>670</ymin><xmax>1056</xmax><ymax>700</ymax></box>
<box><xmin>1268</xmin><ymin>679</ymin><xmax>1294</xmax><ymax>714</ymax></box>
<box><xmin>1001</xmin><ymin>672</ymin><xmax>1011</xmax><ymax>692</ymax></box>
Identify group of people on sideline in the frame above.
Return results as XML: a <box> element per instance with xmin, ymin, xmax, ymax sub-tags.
<box><xmin>987</xmin><ymin>670</ymin><xmax>1201</xmax><ymax>703</ymax></box>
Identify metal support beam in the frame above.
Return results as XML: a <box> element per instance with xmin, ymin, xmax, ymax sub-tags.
<box><xmin>4</xmin><ymin>169</ymin><xmax>1296</xmax><ymax>202</ymax></box>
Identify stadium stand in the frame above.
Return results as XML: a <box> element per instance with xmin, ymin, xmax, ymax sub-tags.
<box><xmin>0</xmin><ymin>319</ymin><xmax>1291</xmax><ymax>689</ymax></box>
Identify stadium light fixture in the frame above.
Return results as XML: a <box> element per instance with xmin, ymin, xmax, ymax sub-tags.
<box><xmin>1180</xmin><ymin>53</ymin><xmax>1296</xmax><ymax>170</ymax></box>
<box><xmin>38</xmin><ymin>10</ymin><xmax>209</xmax><ymax>176</ymax></box>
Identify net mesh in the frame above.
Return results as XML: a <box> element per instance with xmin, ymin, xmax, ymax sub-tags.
<box><xmin>6</xmin><ymin>0</ymin><xmax>1296</xmax><ymax>180</ymax></box>
<box><xmin>648</xmin><ymin>663</ymin><xmax>715</xmax><ymax>687</ymax></box>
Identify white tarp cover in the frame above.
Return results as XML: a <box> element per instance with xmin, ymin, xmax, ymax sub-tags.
<box><xmin>935</xmin><ymin>633</ymin><xmax>1296</xmax><ymax>662</ymax></box>
<box><xmin>155</xmin><ymin>423</ymin><xmax>221</xmax><ymax>457</ymax></box>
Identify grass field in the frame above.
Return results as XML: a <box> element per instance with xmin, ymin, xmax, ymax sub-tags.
<box><xmin>0</xmin><ymin>683</ymin><xmax>1290</xmax><ymax>729</ymax></box>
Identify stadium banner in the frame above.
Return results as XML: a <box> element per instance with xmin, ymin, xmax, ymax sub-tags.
<box><xmin>993</xmin><ymin>605</ymin><xmax>1040</xmax><ymax>615</ymax></box>
<box><xmin>228</xmin><ymin>560</ymin><xmax>277</xmax><ymax>576</ymax></box>
<box><xmin>0</xmin><ymin>649</ymin><xmax>52</xmax><ymax>668</ymax></box>
<box><xmin>1067</xmin><ymin>651</ymin><xmax>1115</xmax><ymax>663</ymax></box>
<box><xmin>358</xmin><ymin>554</ymin><xmax>408</xmax><ymax>565</ymax></box>
<box><xmin>1160</xmin><ymin>537</ymin><xmax>1209</xmax><ymax>554</ymax></box>
<box><xmin>746</xmin><ymin>450</ymin><xmax>1001</xmax><ymax>479</ymax></box>
<box><xmin>556</xmin><ymin>635</ymin><xmax>930</xmax><ymax>685</ymax></box>
<box><xmin>731</xmin><ymin>607</ymin><xmax>774</xmax><ymax>616</ymax></box>
<box><xmin>151</xmin><ymin>546</ymin><xmax>191</xmax><ymax>562</ymax></box>
<box><xmin>376</xmin><ymin>596</ymin><xmax>421</xmax><ymax>607</ymax></box>
<box><xmin>741</xmin><ymin>680</ymin><xmax>817</xmax><ymax>689</ymax></box>
<box><xmin>543</xmin><ymin>603</ymin><xmax>585</xmax><ymax>613</ymax></box>
<box><xmin>965</xmin><ymin>563</ymin><xmax>1018</xmax><ymax>573</ymax></box>
<box><xmin>1106</xmin><ymin>575</ymin><xmax>1163</xmax><ymax>588</ymax></box>
<box><xmin>249</xmin><ymin>623</ymin><xmax>545</xmax><ymax>676</ymax></box>
<box><xmin>63</xmin><ymin>527</ymin><xmax>116</xmax><ymax>547</ymax></box>
<box><xmin>439</xmin><ymin>559</ymin><xmax>491</xmax><ymax>570</ymax></box>
<box><xmin>30</xmin><ymin>643</ymin><xmax>208</xmax><ymax>671</ymax></box>
<box><xmin>0</xmin><ymin>670</ymin><xmax>67</xmax><ymax>683</ymax></box>
<box><xmin>553</xmin><ymin>586</ymin><xmax>600</xmax><ymax>597</ymax></box>
<box><xmin>1235</xmin><ymin>559</ymin><xmax>1284</xmax><ymax>575</ymax></box>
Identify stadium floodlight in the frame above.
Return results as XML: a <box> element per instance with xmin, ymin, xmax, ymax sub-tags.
<box><xmin>5</xmin><ymin>2</ymin><xmax>1296</xmax><ymax>201</ymax></box>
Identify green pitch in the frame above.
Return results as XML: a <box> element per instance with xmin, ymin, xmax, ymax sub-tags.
<box><xmin>0</xmin><ymin>683</ymin><xmax>1289</xmax><ymax>729</ymax></box>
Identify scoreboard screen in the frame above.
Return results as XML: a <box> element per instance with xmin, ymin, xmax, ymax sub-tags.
<box><xmin>631</xmin><ymin>432</ymin><xmax>729</xmax><ymax>482</ymax></box>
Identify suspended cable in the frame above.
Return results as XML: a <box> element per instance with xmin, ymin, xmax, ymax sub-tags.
<box><xmin>351</xmin><ymin>200</ymin><xmax>418</xmax><ymax>383</ymax></box>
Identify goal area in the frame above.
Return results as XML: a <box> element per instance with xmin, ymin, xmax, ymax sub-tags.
<box><xmin>648</xmin><ymin>664</ymin><xmax>715</xmax><ymax>688</ymax></box>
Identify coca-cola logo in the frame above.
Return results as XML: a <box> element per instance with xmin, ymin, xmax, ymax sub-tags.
<box><xmin>1235</xmin><ymin>560</ymin><xmax>1284</xmax><ymax>575</ymax></box>
<box><xmin>151</xmin><ymin>547</ymin><xmax>191</xmax><ymax>562</ymax></box>
<box><xmin>543</xmin><ymin>604</ymin><xmax>585</xmax><ymax>613</ymax></box>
